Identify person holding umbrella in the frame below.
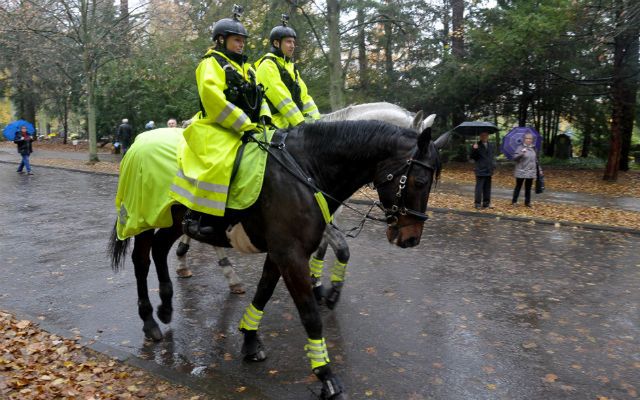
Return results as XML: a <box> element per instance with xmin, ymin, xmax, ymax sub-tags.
<box><xmin>14</xmin><ymin>125</ymin><xmax>34</xmax><ymax>175</ymax></box>
<box><xmin>511</xmin><ymin>133</ymin><xmax>540</xmax><ymax>207</ymax></box>
<box><xmin>469</xmin><ymin>131</ymin><xmax>497</xmax><ymax>209</ymax></box>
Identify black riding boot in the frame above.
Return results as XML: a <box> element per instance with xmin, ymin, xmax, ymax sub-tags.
<box><xmin>183</xmin><ymin>210</ymin><xmax>215</xmax><ymax>240</ymax></box>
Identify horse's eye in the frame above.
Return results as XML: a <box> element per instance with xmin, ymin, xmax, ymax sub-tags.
<box><xmin>414</xmin><ymin>178</ymin><xmax>428</xmax><ymax>188</ymax></box>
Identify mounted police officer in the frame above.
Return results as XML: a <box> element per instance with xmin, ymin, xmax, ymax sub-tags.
<box><xmin>170</xmin><ymin>6</ymin><xmax>271</xmax><ymax>237</ymax></box>
<box><xmin>255</xmin><ymin>15</ymin><xmax>320</xmax><ymax>129</ymax></box>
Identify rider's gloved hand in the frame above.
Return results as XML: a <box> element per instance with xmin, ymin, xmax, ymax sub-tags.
<box><xmin>241</xmin><ymin>131</ymin><xmax>254</xmax><ymax>143</ymax></box>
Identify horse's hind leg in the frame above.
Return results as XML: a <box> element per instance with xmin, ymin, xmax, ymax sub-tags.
<box><xmin>152</xmin><ymin>227</ymin><xmax>182</xmax><ymax>325</ymax></box>
<box><xmin>175</xmin><ymin>234</ymin><xmax>190</xmax><ymax>257</ymax></box>
<box><xmin>238</xmin><ymin>254</ymin><xmax>281</xmax><ymax>362</ymax></box>
<box><xmin>132</xmin><ymin>230</ymin><xmax>163</xmax><ymax>341</ymax></box>
<box><xmin>214</xmin><ymin>247</ymin><xmax>245</xmax><ymax>294</ymax></box>
<box><xmin>324</xmin><ymin>225</ymin><xmax>350</xmax><ymax>310</ymax></box>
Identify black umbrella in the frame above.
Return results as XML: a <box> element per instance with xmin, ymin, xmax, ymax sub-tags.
<box><xmin>452</xmin><ymin>121</ymin><xmax>499</xmax><ymax>137</ymax></box>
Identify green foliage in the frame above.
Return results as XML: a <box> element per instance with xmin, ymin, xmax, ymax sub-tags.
<box><xmin>539</xmin><ymin>155</ymin><xmax>605</xmax><ymax>169</ymax></box>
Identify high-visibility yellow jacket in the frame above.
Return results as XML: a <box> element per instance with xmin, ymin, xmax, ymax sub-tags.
<box><xmin>255</xmin><ymin>53</ymin><xmax>320</xmax><ymax>129</ymax></box>
<box><xmin>170</xmin><ymin>49</ymin><xmax>271</xmax><ymax>217</ymax></box>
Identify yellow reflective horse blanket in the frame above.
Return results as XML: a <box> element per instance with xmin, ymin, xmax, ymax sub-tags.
<box><xmin>115</xmin><ymin>128</ymin><xmax>272</xmax><ymax>240</ymax></box>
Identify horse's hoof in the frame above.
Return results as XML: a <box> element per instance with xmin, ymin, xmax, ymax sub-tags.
<box><xmin>176</xmin><ymin>267</ymin><xmax>193</xmax><ymax>278</ymax></box>
<box><xmin>314</xmin><ymin>365</ymin><xmax>346</xmax><ymax>399</ymax></box>
<box><xmin>143</xmin><ymin>324</ymin><xmax>163</xmax><ymax>341</ymax></box>
<box><xmin>157</xmin><ymin>305</ymin><xmax>173</xmax><ymax>324</ymax></box>
<box><xmin>229</xmin><ymin>283</ymin><xmax>245</xmax><ymax>294</ymax></box>
<box><xmin>175</xmin><ymin>242</ymin><xmax>190</xmax><ymax>257</ymax></box>
<box><xmin>241</xmin><ymin>331</ymin><xmax>266</xmax><ymax>362</ymax></box>
<box><xmin>325</xmin><ymin>284</ymin><xmax>343</xmax><ymax>310</ymax></box>
<box><xmin>320</xmin><ymin>376</ymin><xmax>346</xmax><ymax>399</ymax></box>
<box><xmin>243</xmin><ymin>350</ymin><xmax>267</xmax><ymax>362</ymax></box>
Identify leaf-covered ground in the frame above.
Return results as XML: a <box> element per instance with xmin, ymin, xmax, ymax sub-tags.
<box><xmin>0</xmin><ymin>312</ymin><xmax>205</xmax><ymax>399</ymax></box>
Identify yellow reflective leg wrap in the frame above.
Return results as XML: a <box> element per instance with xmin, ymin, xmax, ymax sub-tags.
<box><xmin>238</xmin><ymin>303</ymin><xmax>263</xmax><ymax>331</ymax></box>
<box><xmin>309</xmin><ymin>256</ymin><xmax>324</xmax><ymax>279</ymax></box>
<box><xmin>305</xmin><ymin>338</ymin><xmax>330</xmax><ymax>370</ymax></box>
<box><xmin>330</xmin><ymin>260</ymin><xmax>347</xmax><ymax>283</ymax></box>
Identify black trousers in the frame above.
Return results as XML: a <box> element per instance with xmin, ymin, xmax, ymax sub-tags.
<box><xmin>474</xmin><ymin>175</ymin><xmax>492</xmax><ymax>206</ymax></box>
<box><xmin>512</xmin><ymin>178</ymin><xmax>533</xmax><ymax>205</ymax></box>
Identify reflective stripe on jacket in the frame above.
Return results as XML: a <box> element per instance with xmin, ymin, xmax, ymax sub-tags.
<box><xmin>255</xmin><ymin>53</ymin><xmax>320</xmax><ymax>129</ymax></box>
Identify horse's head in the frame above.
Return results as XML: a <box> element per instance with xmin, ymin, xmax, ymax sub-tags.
<box><xmin>375</xmin><ymin>124</ymin><xmax>448</xmax><ymax>248</ymax></box>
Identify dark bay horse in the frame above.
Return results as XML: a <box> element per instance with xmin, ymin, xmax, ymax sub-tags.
<box><xmin>109</xmin><ymin>120</ymin><xmax>448</xmax><ymax>399</ymax></box>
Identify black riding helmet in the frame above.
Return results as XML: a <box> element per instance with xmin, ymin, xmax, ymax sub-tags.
<box><xmin>211</xmin><ymin>5</ymin><xmax>249</xmax><ymax>62</ymax></box>
<box><xmin>212</xmin><ymin>17</ymin><xmax>249</xmax><ymax>42</ymax></box>
<box><xmin>269</xmin><ymin>14</ymin><xmax>296</xmax><ymax>58</ymax></box>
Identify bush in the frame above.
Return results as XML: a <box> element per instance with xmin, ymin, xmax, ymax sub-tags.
<box><xmin>539</xmin><ymin>155</ymin><xmax>605</xmax><ymax>169</ymax></box>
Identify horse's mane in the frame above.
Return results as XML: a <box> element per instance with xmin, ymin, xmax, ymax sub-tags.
<box><xmin>321</xmin><ymin>102</ymin><xmax>414</xmax><ymax>127</ymax></box>
<box><xmin>301</xmin><ymin>120</ymin><xmax>416</xmax><ymax>160</ymax></box>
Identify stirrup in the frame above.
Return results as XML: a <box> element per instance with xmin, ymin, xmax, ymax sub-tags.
<box><xmin>182</xmin><ymin>211</ymin><xmax>214</xmax><ymax>240</ymax></box>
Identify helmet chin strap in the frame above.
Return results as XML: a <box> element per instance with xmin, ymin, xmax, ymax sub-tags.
<box><xmin>270</xmin><ymin>43</ymin><xmax>292</xmax><ymax>62</ymax></box>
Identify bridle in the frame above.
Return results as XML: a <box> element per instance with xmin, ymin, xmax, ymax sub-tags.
<box><xmin>373</xmin><ymin>144</ymin><xmax>439</xmax><ymax>228</ymax></box>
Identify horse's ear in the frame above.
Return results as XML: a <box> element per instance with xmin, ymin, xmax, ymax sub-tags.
<box><xmin>411</xmin><ymin>110</ymin><xmax>424</xmax><ymax>130</ymax></box>
<box><xmin>421</xmin><ymin>114</ymin><xmax>436</xmax><ymax>130</ymax></box>
<box><xmin>418</xmin><ymin>127</ymin><xmax>432</xmax><ymax>152</ymax></box>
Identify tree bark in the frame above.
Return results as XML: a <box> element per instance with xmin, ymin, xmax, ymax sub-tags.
<box><xmin>604</xmin><ymin>0</ymin><xmax>639</xmax><ymax>180</ymax></box>
<box><xmin>450</xmin><ymin>0</ymin><xmax>465</xmax><ymax>126</ymax></box>
<box><xmin>327</xmin><ymin>0</ymin><xmax>344</xmax><ymax>110</ymax></box>
<box><xmin>357</xmin><ymin>0</ymin><xmax>368</xmax><ymax>89</ymax></box>
<box><xmin>617</xmin><ymin>27</ymin><xmax>639</xmax><ymax>171</ymax></box>
<box><xmin>451</xmin><ymin>0</ymin><xmax>464</xmax><ymax>59</ymax></box>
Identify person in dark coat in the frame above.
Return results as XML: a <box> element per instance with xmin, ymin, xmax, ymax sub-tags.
<box><xmin>116</xmin><ymin>118</ymin><xmax>133</xmax><ymax>155</ymax></box>
<box><xmin>469</xmin><ymin>131</ymin><xmax>497</xmax><ymax>209</ymax></box>
<box><xmin>14</xmin><ymin>126</ymin><xmax>34</xmax><ymax>175</ymax></box>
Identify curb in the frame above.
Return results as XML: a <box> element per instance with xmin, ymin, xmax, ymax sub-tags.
<box><xmin>3</xmin><ymin>159</ymin><xmax>639</xmax><ymax>236</ymax></box>
<box><xmin>347</xmin><ymin>199</ymin><xmax>640</xmax><ymax>236</ymax></box>
<box><xmin>0</xmin><ymin>159</ymin><xmax>118</xmax><ymax>177</ymax></box>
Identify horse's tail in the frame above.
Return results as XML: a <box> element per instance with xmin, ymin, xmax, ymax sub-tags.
<box><xmin>108</xmin><ymin>221</ymin><xmax>130</xmax><ymax>272</ymax></box>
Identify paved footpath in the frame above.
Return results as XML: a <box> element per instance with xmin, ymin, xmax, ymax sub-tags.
<box><xmin>0</xmin><ymin>162</ymin><xmax>639</xmax><ymax>399</ymax></box>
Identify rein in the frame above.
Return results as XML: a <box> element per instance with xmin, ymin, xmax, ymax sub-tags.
<box><xmin>247</xmin><ymin>133</ymin><xmax>388</xmax><ymax>230</ymax></box>
<box><xmin>247</xmin><ymin>128</ymin><xmax>435</xmax><ymax>234</ymax></box>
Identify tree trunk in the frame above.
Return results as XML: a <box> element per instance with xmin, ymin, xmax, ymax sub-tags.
<box><xmin>451</xmin><ymin>0</ymin><xmax>464</xmax><ymax>59</ymax></box>
<box><xmin>517</xmin><ymin>87</ymin><xmax>528</xmax><ymax>127</ymax></box>
<box><xmin>87</xmin><ymin>71</ymin><xmax>98</xmax><ymax>162</ymax></box>
<box><xmin>617</xmin><ymin>26</ymin><xmax>639</xmax><ymax>171</ymax></box>
<box><xmin>357</xmin><ymin>0</ymin><xmax>368</xmax><ymax>89</ymax></box>
<box><xmin>327</xmin><ymin>0</ymin><xmax>344</xmax><ymax>110</ymax></box>
<box><xmin>604</xmin><ymin>0</ymin><xmax>639</xmax><ymax>180</ymax></box>
<box><xmin>62</xmin><ymin>97</ymin><xmax>69</xmax><ymax>145</ymax></box>
<box><xmin>450</xmin><ymin>0</ymin><xmax>465</xmax><ymax>126</ymax></box>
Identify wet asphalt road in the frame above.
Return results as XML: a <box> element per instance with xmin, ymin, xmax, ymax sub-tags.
<box><xmin>1</xmin><ymin>165</ymin><xmax>639</xmax><ymax>399</ymax></box>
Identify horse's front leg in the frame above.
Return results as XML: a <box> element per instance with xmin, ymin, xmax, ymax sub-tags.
<box><xmin>238</xmin><ymin>254</ymin><xmax>281</xmax><ymax>362</ymax></box>
<box><xmin>151</xmin><ymin>227</ymin><xmax>182</xmax><ymax>326</ymax></box>
<box><xmin>132</xmin><ymin>230</ymin><xmax>163</xmax><ymax>341</ymax></box>
<box><xmin>279</xmin><ymin>250</ymin><xmax>346</xmax><ymax>400</ymax></box>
